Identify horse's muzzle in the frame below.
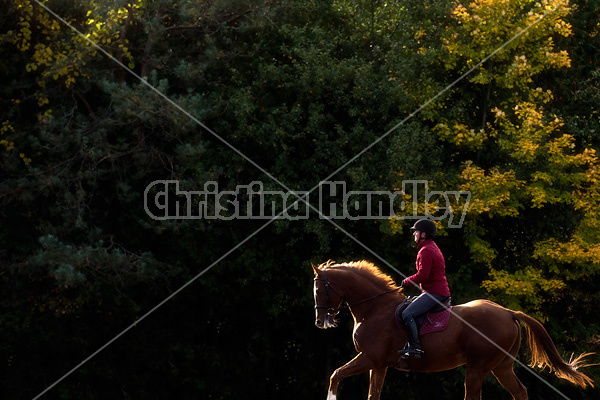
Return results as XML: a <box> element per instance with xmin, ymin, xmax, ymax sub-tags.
<box><xmin>315</xmin><ymin>318</ymin><xmax>337</xmax><ymax>329</ymax></box>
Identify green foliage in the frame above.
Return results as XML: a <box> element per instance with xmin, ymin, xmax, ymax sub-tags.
<box><xmin>1</xmin><ymin>0</ymin><xmax>599</xmax><ymax>398</ymax></box>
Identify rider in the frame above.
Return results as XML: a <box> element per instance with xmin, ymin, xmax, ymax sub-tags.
<box><xmin>399</xmin><ymin>219</ymin><xmax>451</xmax><ymax>359</ymax></box>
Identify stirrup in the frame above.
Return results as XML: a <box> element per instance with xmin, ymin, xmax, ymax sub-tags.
<box><xmin>398</xmin><ymin>345</ymin><xmax>424</xmax><ymax>360</ymax></box>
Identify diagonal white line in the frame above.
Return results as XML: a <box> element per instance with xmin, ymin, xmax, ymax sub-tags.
<box><xmin>319</xmin><ymin>218</ymin><xmax>574</xmax><ymax>400</ymax></box>
<box><xmin>30</xmin><ymin>0</ymin><xmax>294</xmax><ymax>199</ymax></box>
<box><xmin>302</xmin><ymin>1</ymin><xmax>575</xmax><ymax>398</ymax></box>
<box><xmin>30</xmin><ymin>0</ymin><xmax>574</xmax><ymax>399</ymax></box>
<box><xmin>31</xmin><ymin>216</ymin><xmax>278</xmax><ymax>400</ymax></box>
<box><xmin>313</xmin><ymin>0</ymin><xmax>569</xmax><ymax>185</ymax></box>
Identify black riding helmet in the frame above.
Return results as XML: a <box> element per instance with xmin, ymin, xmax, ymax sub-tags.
<box><xmin>410</xmin><ymin>219</ymin><xmax>437</xmax><ymax>238</ymax></box>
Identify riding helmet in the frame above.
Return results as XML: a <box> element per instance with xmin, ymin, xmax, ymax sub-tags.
<box><xmin>410</xmin><ymin>219</ymin><xmax>437</xmax><ymax>238</ymax></box>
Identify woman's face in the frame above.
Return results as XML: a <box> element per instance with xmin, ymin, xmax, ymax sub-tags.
<box><xmin>413</xmin><ymin>229</ymin><xmax>424</xmax><ymax>243</ymax></box>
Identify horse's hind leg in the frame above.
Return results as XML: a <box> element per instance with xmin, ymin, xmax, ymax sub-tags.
<box><xmin>491</xmin><ymin>320</ymin><xmax>527</xmax><ymax>400</ymax></box>
<box><xmin>464</xmin><ymin>366</ymin><xmax>487</xmax><ymax>400</ymax></box>
<box><xmin>492</xmin><ymin>361</ymin><xmax>528</xmax><ymax>400</ymax></box>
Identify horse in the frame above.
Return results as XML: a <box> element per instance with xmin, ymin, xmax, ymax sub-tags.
<box><xmin>311</xmin><ymin>260</ymin><xmax>594</xmax><ymax>400</ymax></box>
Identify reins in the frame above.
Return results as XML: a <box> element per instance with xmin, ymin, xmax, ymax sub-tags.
<box><xmin>314</xmin><ymin>269</ymin><xmax>402</xmax><ymax>316</ymax></box>
<box><xmin>348</xmin><ymin>287</ymin><xmax>401</xmax><ymax>307</ymax></box>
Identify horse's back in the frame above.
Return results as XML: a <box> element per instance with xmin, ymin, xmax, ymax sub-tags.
<box><xmin>452</xmin><ymin>299</ymin><xmax>516</xmax><ymax>325</ymax></box>
<box><xmin>450</xmin><ymin>299</ymin><xmax>520</xmax><ymax>353</ymax></box>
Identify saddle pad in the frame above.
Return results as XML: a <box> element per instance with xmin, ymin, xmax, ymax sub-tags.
<box><xmin>394</xmin><ymin>306</ymin><xmax>452</xmax><ymax>336</ymax></box>
<box><xmin>420</xmin><ymin>307</ymin><xmax>451</xmax><ymax>335</ymax></box>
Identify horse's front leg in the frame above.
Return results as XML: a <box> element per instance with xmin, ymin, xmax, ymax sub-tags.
<box><xmin>368</xmin><ymin>367</ymin><xmax>388</xmax><ymax>400</ymax></box>
<box><xmin>368</xmin><ymin>367</ymin><xmax>387</xmax><ymax>400</ymax></box>
<box><xmin>328</xmin><ymin>352</ymin><xmax>374</xmax><ymax>399</ymax></box>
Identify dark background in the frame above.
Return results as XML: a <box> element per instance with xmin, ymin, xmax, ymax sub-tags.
<box><xmin>1</xmin><ymin>0</ymin><xmax>599</xmax><ymax>398</ymax></box>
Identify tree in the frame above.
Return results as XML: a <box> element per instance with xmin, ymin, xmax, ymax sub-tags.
<box><xmin>1</xmin><ymin>0</ymin><xmax>598</xmax><ymax>398</ymax></box>
<box><xmin>424</xmin><ymin>0</ymin><xmax>600</xmax><ymax>321</ymax></box>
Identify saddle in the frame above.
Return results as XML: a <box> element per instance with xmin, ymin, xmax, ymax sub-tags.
<box><xmin>394</xmin><ymin>296</ymin><xmax>452</xmax><ymax>336</ymax></box>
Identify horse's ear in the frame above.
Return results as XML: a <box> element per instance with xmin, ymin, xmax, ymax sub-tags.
<box><xmin>311</xmin><ymin>263</ymin><xmax>321</xmax><ymax>277</ymax></box>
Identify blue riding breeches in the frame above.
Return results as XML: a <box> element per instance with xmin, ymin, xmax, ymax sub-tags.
<box><xmin>401</xmin><ymin>292</ymin><xmax>448</xmax><ymax>323</ymax></box>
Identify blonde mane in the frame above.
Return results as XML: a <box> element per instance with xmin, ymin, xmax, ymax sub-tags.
<box><xmin>318</xmin><ymin>260</ymin><xmax>399</xmax><ymax>291</ymax></box>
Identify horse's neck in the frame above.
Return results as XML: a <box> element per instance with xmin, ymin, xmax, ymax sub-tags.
<box><xmin>335</xmin><ymin>269</ymin><xmax>378</xmax><ymax>298</ymax></box>
<box><xmin>335</xmin><ymin>269</ymin><xmax>399</xmax><ymax>304</ymax></box>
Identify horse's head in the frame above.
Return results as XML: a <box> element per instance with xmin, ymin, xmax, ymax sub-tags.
<box><xmin>312</xmin><ymin>262</ymin><xmax>345</xmax><ymax>329</ymax></box>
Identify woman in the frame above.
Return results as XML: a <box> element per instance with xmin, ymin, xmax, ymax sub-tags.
<box><xmin>399</xmin><ymin>219</ymin><xmax>451</xmax><ymax>359</ymax></box>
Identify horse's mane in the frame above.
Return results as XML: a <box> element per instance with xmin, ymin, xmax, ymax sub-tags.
<box><xmin>318</xmin><ymin>260</ymin><xmax>399</xmax><ymax>291</ymax></box>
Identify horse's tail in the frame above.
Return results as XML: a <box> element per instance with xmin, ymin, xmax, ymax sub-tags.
<box><xmin>511</xmin><ymin>310</ymin><xmax>594</xmax><ymax>388</ymax></box>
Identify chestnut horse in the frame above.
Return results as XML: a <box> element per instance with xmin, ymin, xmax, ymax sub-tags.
<box><xmin>312</xmin><ymin>260</ymin><xmax>593</xmax><ymax>400</ymax></box>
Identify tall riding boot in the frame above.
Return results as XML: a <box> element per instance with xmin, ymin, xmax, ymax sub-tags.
<box><xmin>399</xmin><ymin>316</ymin><xmax>424</xmax><ymax>359</ymax></box>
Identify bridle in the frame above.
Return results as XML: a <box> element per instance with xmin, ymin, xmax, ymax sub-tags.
<box><xmin>314</xmin><ymin>269</ymin><xmax>400</xmax><ymax>318</ymax></box>
<box><xmin>314</xmin><ymin>269</ymin><xmax>345</xmax><ymax>317</ymax></box>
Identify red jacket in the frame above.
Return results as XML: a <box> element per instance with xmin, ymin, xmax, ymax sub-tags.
<box><xmin>403</xmin><ymin>239</ymin><xmax>451</xmax><ymax>297</ymax></box>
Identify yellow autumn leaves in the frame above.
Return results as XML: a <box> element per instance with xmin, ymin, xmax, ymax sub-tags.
<box><xmin>436</xmin><ymin>0</ymin><xmax>599</xmax><ymax>316</ymax></box>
